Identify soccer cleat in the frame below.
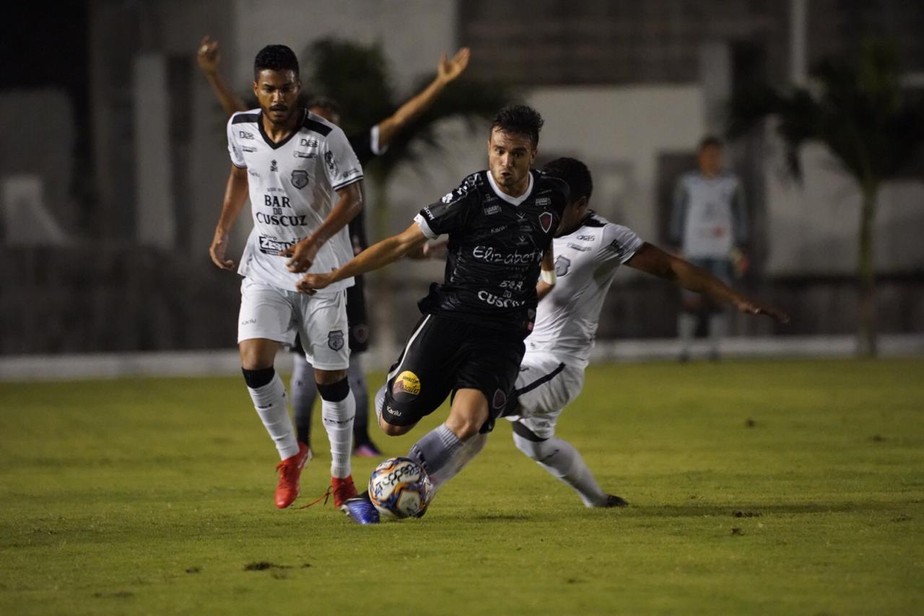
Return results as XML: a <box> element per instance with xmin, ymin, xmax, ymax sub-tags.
<box><xmin>275</xmin><ymin>443</ymin><xmax>311</xmax><ymax>509</ymax></box>
<box><xmin>331</xmin><ymin>475</ymin><xmax>359</xmax><ymax>509</ymax></box>
<box><xmin>343</xmin><ymin>492</ymin><xmax>380</xmax><ymax>525</ymax></box>
<box><xmin>353</xmin><ymin>442</ymin><xmax>384</xmax><ymax>458</ymax></box>
<box><xmin>602</xmin><ymin>494</ymin><xmax>629</xmax><ymax>508</ymax></box>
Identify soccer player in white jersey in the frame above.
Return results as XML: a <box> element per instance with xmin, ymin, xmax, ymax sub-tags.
<box><xmin>198</xmin><ymin>36</ymin><xmax>472</xmax><ymax>459</ymax></box>
<box><xmin>421</xmin><ymin>157</ymin><xmax>787</xmax><ymax>509</ymax></box>
<box><xmin>505</xmin><ymin>157</ymin><xmax>786</xmax><ymax>507</ymax></box>
<box><xmin>669</xmin><ymin>136</ymin><xmax>750</xmax><ymax>361</ymax></box>
<box><xmin>208</xmin><ymin>44</ymin><xmax>364</xmax><ymax>510</ymax></box>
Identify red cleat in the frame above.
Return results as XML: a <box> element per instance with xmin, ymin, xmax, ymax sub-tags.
<box><xmin>274</xmin><ymin>443</ymin><xmax>311</xmax><ymax>509</ymax></box>
<box><xmin>331</xmin><ymin>475</ymin><xmax>358</xmax><ymax>510</ymax></box>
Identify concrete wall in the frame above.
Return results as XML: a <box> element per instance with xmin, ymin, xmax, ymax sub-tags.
<box><xmin>764</xmin><ymin>140</ymin><xmax>924</xmax><ymax>275</ymax></box>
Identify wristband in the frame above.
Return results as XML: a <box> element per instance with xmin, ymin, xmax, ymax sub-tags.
<box><xmin>540</xmin><ymin>269</ymin><xmax>556</xmax><ymax>285</ymax></box>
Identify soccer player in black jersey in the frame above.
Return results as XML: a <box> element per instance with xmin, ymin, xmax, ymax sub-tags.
<box><xmin>298</xmin><ymin>105</ymin><xmax>569</xmax><ymax>523</ymax></box>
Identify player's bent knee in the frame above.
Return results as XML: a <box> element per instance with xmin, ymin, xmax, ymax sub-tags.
<box><xmin>512</xmin><ymin>425</ymin><xmax>550</xmax><ymax>461</ymax></box>
<box><xmin>316</xmin><ymin>377</ymin><xmax>349</xmax><ymax>402</ymax></box>
<box><xmin>379</xmin><ymin>416</ymin><xmax>413</xmax><ymax>436</ymax></box>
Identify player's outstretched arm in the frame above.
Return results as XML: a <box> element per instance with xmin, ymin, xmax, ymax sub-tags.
<box><xmin>197</xmin><ymin>35</ymin><xmax>247</xmax><ymax>117</ymax></box>
<box><xmin>627</xmin><ymin>242</ymin><xmax>789</xmax><ymax>324</ymax></box>
<box><xmin>209</xmin><ymin>165</ymin><xmax>250</xmax><ymax>270</ymax></box>
<box><xmin>297</xmin><ymin>222</ymin><xmax>429</xmax><ymax>294</ymax></box>
<box><xmin>283</xmin><ymin>182</ymin><xmax>363</xmax><ymax>273</ymax></box>
<box><xmin>376</xmin><ymin>47</ymin><xmax>471</xmax><ymax>148</ymax></box>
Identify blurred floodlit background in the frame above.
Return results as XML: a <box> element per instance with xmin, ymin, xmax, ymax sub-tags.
<box><xmin>1</xmin><ymin>0</ymin><xmax>922</xmax><ymax>377</ymax></box>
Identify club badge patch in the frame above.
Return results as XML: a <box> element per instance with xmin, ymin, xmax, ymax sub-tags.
<box><xmin>291</xmin><ymin>170</ymin><xmax>309</xmax><ymax>189</ymax></box>
<box><xmin>539</xmin><ymin>211</ymin><xmax>553</xmax><ymax>233</ymax></box>
<box><xmin>492</xmin><ymin>388</ymin><xmax>507</xmax><ymax>410</ymax></box>
<box><xmin>327</xmin><ymin>330</ymin><xmax>345</xmax><ymax>351</ymax></box>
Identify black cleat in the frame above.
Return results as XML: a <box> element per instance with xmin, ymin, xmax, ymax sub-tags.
<box><xmin>602</xmin><ymin>494</ymin><xmax>629</xmax><ymax>508</ymax></box>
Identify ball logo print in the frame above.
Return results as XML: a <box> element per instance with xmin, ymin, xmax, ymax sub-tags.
<box><xmin>368</xmin><ymin>457</ymin><xmax>433</xmax><ymax>519</ymax></box>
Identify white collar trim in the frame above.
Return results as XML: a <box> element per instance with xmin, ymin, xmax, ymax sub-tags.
<box><xmin>487</xmin><ymin>170</ymin><xmax>534</xmax><ymax>206</ymax></box>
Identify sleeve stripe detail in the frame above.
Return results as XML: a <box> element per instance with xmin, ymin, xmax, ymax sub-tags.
<box><xmin>331</xmin><ymin>176</ymin><xmax>364</xmax><ymax>191</ymax></box>
<box><xmin>414</xmin><ymin>213</ymin><xmax>439</xmax><ymax>239</ymax></box>
<box><xmin>231</xmin><ymin>113</ymin><xmax>259</xmax><ymax>125</ymax></box>
<box><xmin>302</xmin><ymin>117</ymin><xmax>333</xmax><ymax>136</ymax></box>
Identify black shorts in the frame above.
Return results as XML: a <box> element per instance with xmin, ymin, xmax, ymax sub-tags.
<box><xmin>381</xmin><ymin>314</ymin><xmax>525</xmax><ymax>432</ymax></box>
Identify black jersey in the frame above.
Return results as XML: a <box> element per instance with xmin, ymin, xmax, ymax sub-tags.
<box><xmin>414</xmin><ymin>169</ymin><xmax>569</xmax><ymax>336</ymax></box>
<box><xmin>341</xmin><ymin>129</ymin><xmax>379</xmax><ymax>351</ymax></box>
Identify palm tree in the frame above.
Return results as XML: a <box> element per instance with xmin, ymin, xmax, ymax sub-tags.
<box><xmin>727</xmin><ymin>39</ymin><xmax>924</xmax><ymax>357</ymax></box>
<box><xmin>301</xmin><ymin>38</ymin><xmax>514</xmax><ymax>351</ymax></box>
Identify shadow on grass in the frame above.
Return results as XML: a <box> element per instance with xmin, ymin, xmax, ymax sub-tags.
<box><xmin>632</xmin><ymin>500</ymin><xmax>922</xmax><ymax>518</ymax></box>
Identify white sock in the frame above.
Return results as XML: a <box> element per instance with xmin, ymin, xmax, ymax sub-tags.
<box><xmin>513</xmin><ymin>432</ymin><xmax>607</xmax><ymax>507</ymax></box>
<box><xmin>678</xmin><ymin>313</ymin><xmax>697</xmax><ymax>353</ymax></box>
<box><xmin>373</xmin><ymin>384</ymin><xmax>386</xmax><ymax>424</ymax></box>
<box><xmin>429</xmin><ymin>432</ymin><xmax>488</xmax><ymax>493</ymax></box>
<box><xmin>708</xmin><ymin>314</ymin><xmax>726</xmax><ymax>356</ymax></box>
<box><xmin>321</xmin><ymin>391</ymin><xmax>355</xmax><ymax>478</ymax></box>
<box><xmin>248</xmin><ymin>373</ymin><xmax>298</xmax><ymax>460</ymax></box>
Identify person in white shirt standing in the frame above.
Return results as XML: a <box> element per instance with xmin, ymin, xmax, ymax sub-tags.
<box><xmin>669</xmin><ymin>136</ymin><xmax>749</xmax><ymax>361</ymax></box>
<box><xmin>208</xmin><ymin>44</ymin><xmax>364</xmax><ymax>510</ymax></box>
<box><xmin>426</xmin><ymin>157</ymin><xmax>786</xmax><ymax>508</ymax></box>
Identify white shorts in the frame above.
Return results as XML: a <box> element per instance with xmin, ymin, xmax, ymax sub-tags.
<box><xmin>237</xmin><ymin>277</ymin><xmax>350</xmax><ymax>371</ymax></box>
<box><xmin>504</xmin><ymin>352</ymin><xmax>584</xmax><ymax>439</ymax></box>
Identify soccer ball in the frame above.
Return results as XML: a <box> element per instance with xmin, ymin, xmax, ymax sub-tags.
<box><xmin>368</xmin><ymin>457</ymin><xmax>433</xmax><ymax>519</ymax></box>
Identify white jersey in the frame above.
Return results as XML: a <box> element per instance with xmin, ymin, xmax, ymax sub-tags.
<box><xmin>669</xmin><ymin>170</ymin><xmax>747</xmax><ymax>259</ymax></box>
<box><xmin>228</xmin><ymin>108</ymin><xmax>363</xmax><ymax>292</ymax></box>
<box><xmin>525</xmin><ymin>212</ymin><xmax>643</xmax><ymax>368</ymax></box>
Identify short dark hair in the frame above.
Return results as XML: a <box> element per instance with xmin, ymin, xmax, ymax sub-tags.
<box><xmin>253</xmin><ymin>44</ymin><xmax>300</xmax><ymax>79</ymax></box>
<box><xmin>491</xmin><ymin>105</ymin><xmax>544</xmax><ymax>147</ymax></box>
<box><xmin>307</xmin><ymin>96</ymin><xmax>342</xmax><ymax>116</ymax></box>
<box><xmin>542</xmin><ymin>157</ymin><xmax>593</xmax><ymax>201</ymax></box>
<box><xmin>698</xmin><ymin>135</ymin><xmax>723</xmax><ymax>151</ymax></box>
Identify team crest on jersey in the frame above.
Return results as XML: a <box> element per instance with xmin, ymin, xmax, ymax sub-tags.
<box><xmin>539</xmin><ymin>211</ymin><xmax>554</xmax><ymax>233</ymax></box>
<box><xmin>554</xmin><ymin>255</ymin><xmax>571</xmax><ymax>276</ymax></box>
<box><xmin>327</xmin><ymin>330</ymin><xmax>345</xmax><ymax>351</ymax></box>
<box><xmin>291</xmin><ymin>170</ymin><xmax>309</xmax><ymax>189</ymax></box>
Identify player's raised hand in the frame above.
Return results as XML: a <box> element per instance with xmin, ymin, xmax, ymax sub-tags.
<box><xmin>283</xmin><ymin>238</ymin><xmax>319</xmax><ymax>273</ymax></box>
<box><xmin>734</xmin><ymin>297</ymin><xmax>790</xmax><ymax>324</ymax></box>
<box><xmin>209</xmin><ymin>230</ymin><xmax>235</xmax><ymax>270</ymax></box>
<box><xmin>296</xmin><ymin>273</ymin><xmax>333</xmax><ymax>295</ymax></box>
<box><xmin>197</xmin><ymin>35</ymin><xmax>221</xmax><ymax>74</ymax></box>
<box><xmin>437</xmin><ymin>47</ymin><xmax>470</xmax><ymax>84</ymax></box>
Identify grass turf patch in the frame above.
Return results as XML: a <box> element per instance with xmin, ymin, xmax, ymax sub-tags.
<box><xmin>0</xmin><ymin>358</ymin><xmax>921</xmax><ymax>615</ymax></box>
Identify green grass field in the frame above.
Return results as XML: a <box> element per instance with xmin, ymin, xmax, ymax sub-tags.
<box><xmin>1</xmin><ymin>358</ymin><xmax>921</xmax><ymax>615</ymax></box>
